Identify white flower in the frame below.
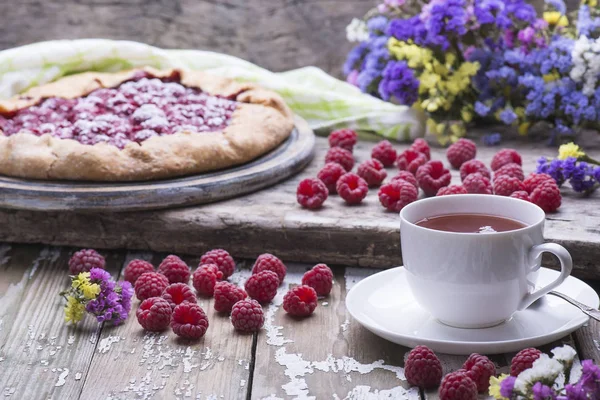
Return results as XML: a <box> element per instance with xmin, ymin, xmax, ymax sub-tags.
<box><xmin>346</xmin><ymin>18</ymin><xmax>369</xmax><ymax>43</ymax></box>
<box><xmin>570</xmin><ymin>35</ymin><xmax>600</xmax><ymax>97</ymax></box>
<box><xmin>551</xmin><ymin>345</ymin><xmax>577</xmax><ymax>364</ymax></box>
<box><xmin>513</xmin><ymin>354</ymin><xmax>564</xmax><ymax>393</ymax></box>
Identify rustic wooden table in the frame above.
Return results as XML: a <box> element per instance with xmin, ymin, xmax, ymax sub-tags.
<box><xmin>0</xmin><ymin>244</ymin><xmax>598</xmax><ymax>399</ymax></box>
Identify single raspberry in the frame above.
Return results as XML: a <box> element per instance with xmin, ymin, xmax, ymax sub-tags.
<box><xmin>460</xmin><ymin>160</ymin><xmax>491</xmax><ymax>181</ymax></box>
<box><xmin>301</xmin><ymin>264</ymin><xmax>333</xmax><ymax>296</ymax></box>
<box><xmin>410</xmin><ymin>138</ymin><xmax>431</xmax><ymax>160</ymax></box>
<box><xmin>391</xmin><ymin>171</ymin><xmax>418</xmax><ymax>189</ymax></box>
<box><xmin>231</xmin><ymin>299</ymin><xmax>265</xmax><ymax>332</ymax></box>
<box><xmin>171</xmin><ymin>303</ymin><xmax>209</xmax><ymax>339</ymax></box>
<box><xmin>462</xmin><ymin>353</ymin><xmax>496</xmax><ymax>393</ymax></box>
<box><xmin>438</xmin><ymin>370</ymin><xmax>477</xmax><ymax>400</ymax></box>
<box><xmin>213</xmin><ymin>281</ymin><xmax>247</xmax><ymax>313</ymax></box>
<box><xmin>371</xmin><ymin>140</ymin><xmax>397</xmax><ymax>167</ymax></box>
<box><xmin>162</xmin><ymin>283</ymin><xmax>197</xmax><ymax>309</ymax></box>
<box><xmin>494</xmin><ymin>162</ymin><xmax>524</xmax><ymax>181</ymax></box>
<box><xmin>336</xmin><ymin>173</ymin><xmax>369</xmax><ymax>205</ymax></box>
<box><xmin>510</xmin><ymin>348</ymin><xmax>542</xmax><ymax>376</ymax></box>
<box><xmin>494</xmin><ymin>175</ymin><xmax>526</xmax><ymax>196</ymax></box>
<box><xmin>317</xmin><ymin>162</ymin><xmax>346</xmax><ymax>193</ymax></box>
<box><xmin>510</xmin><ymin>191</ymin><xmax>531</xmax><ymax>202</ymax></box>
<box><xmin>463</xmin><ymin>172</ymin><xmax>492</xmax><ymax>194</ymax></box>
<box><xmin>416</xmin><ymin>161</ymin><xmax>452</xmax><ymax>196</ymax></box>
<box><xmin>245</xmin><ymin>270</ymin><xmax>279</xmax><ymax>304</ymax></box>
<box><xmin>136</xmin><ymin>297</ymin><xmax>172</xmax><ymax>332</ymax></box>
<box><xmin>523</xmin><ymin>173</ymin><xmax>555</xmax><ymax>194</ymax></box>
<box><xmin>157</xmin><ymin>255</ymin><xmax>191</xmax><ymax>284</ymax></box>
<box><xmin>297</xmin><ymin>178</ymin><xmax>329</xmax><ymax>209</ymax></box>
<box><xmin>123</xmin><ymin>259</ymin><xmax>154</xmax><ymax>284</ymax></box>
<box><xmin>252</xmin><ymin>253</ymin><xmax>286</xmax><ymax>284</ymax></box>
<box><xmin>357</xmin><ymin>159</ymin><xmax>387</xmax><ymax>187</ymax></box>
<box><xmin>200</xmin><ymin>249</ymin><xmax>235</xmax><ymax>280</ymax></box>
<box><xmin>491</xmin><ymin>148</ymin><xmax>522</xmax><ymax>171</ymax></box>
<box><xmin>437</xmin><ymin>185</ymin><xmax>467</xmax><ymax>196</ymax></box>
<box><xmin>283</xmin><ymin>285</ymin><xmax>318</xmax><ymax>317</ymax></box>
<box><xmin>328</xmin><ymin>128</ymin><xmax>357</xmax><ymax>151</ymax></box>
<box><xmin>404</xmin><ymin>345</ymin><xmax>443</xmax><ymax>389</ymax></box>
<box><xmin>135</xmin><ymin>272</ymin><xmax>170</xmax><ymax>301</ymax></box>
<box><xmin>192</xmin><ymin>264</ymin><xmax>223</xmax><ymax>297</ymax></box>
<box><xmin>378</xmin><ymin>180</ymin><xmax>418</xmax><ymax>212</ymax></box>
<box><xmin>396</xmin><ymin>149</ymin><xmax>428</xmax><ymax>175</ymax></box>
<box><xmin>325</xmin><ymin>147</ymin><xmax>354</xmax><ymax>171</ymax></box>
<box><xmin>68</xmin><ymin>249</ymin><xmax>106</xmax><ymax>275</ymax></box>
<box><xmin>530</xmin><ymin>181</ymin><xmax>561</xmax><ymax>212</ymax></box>
<box><xmin>446</xmin><ymin>138</ymin><xmax>477</xmax><ymax>169</ymax></box>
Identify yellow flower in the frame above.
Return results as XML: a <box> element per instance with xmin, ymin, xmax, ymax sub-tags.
<box><xmin>558</xmin><ymin>142</ymin><xmax>585</xmax><ymax>160</ymax></box>
<box><xmin>72</xmin><ymin>272</ymin><xmax>91</xmax><ymax>290</ymax></box>
<box><xmin>544</xmin><ymin>11</ymin><xmax>569</xmax><ymax>27</ymax></box>
<box><xmin>489</xmin><ymin>374</ymin><xmax>510</xmax><ymax>400</ymax></box>
<box><xmin>582</xmin><ymin>0</ymin><xmax>597</xmax><ymax>6</ymax></box>
<box><xmin>461</xmin><ymin>108</ymin><xmax>473</xmax><ymax>123</ymax></box>
<box><xmin>81</xmin><ymin>283</ymin><xmax>100</xmax><ymax>300</ymax></box>
<box><xmin>518</xmin><ymin>122</ymin><xmax>531</xmax><ymax>136</ymax></box>
<box><xmin>543</xmin><ymin>72</ymin><xmax>560</xmax><ymax>83</ymax></box>
<box><xmin>64</xmin><ymin>295</ymin><xmax>85</xmax><ymax>324</ymax></box>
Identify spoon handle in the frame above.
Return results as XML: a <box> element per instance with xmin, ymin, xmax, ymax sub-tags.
<box><xmin>548</xmin><ymin>291</ymin><xmax>600</xmax><ymax>322</ymax></box>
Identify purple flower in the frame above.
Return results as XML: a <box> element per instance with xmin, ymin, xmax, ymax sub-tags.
<box><xmin>595</xmin><ymin>166</ymin><xmax>600</xmax><ymax>183</ymax></box>
<box><xmin>378</xmin><ymin>61</ymin><xmax>420</xmax><ymax>105</ymax></box>
<box><xmin>367</xmin><ymin>16</ymin><xmax>388</xmax><ymax>35</ymax></box>
<box><xmin>536</xmin><ymin>157</ymin><xmax>566</xmax><ymax>186</ymax></box>
<box><xmin>343</xmin><ymin>43</ymin><xmax>369</xmax><ymax>76</ymax></box>
<box><xmin>475</xmin><ymin>101</ymin><xmax>491</xmax><ymax>116</ymax></box>
<box><xmin>483</xmin><ymin>132</ymin><xmax>502</xmax><ymax>146</ymax></box>
<box><xmin>576</xmin><ymin>5</ymin><xmax>600</xmax><ymax>38</ymax></box>
<box><xmin>387</xmin><ymin>16</ymin><xmax>427</xmax><ymax>44</ymax></box>
<box><xmin>90</xmin><ymin>268</ymin><xmax>111</xmax><ymax>283</ymax></box>
<box><xmin>500</xmin><ymin>376</ymin><xmax>516</xmax><ymax>397</ymax></box>
<box><xmin>532</xmin><ymin>382</ymin><xmax>556</xmax><ymax>400</ymax></box>
<box><xmin>421</xmin><ymin>0</ymin><xmax>468</xmax><ymax>50</ymax></box>
<box><xmin>568</xmin><ymin>161</ymin><xmax>597</xmax><ymax>193</ymax></box>
<box><xmin>499</xmin><ymin>108</ymin><xmax>518</xmax><ymax>124</ymax></box>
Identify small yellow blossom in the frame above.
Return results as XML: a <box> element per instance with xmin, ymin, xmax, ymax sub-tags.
<box><xmin>81</xmin><ymin>283</ymin><xmax>100</xmax><ymax>300</ymax></box>
<box><xmin>518</xmin><ymin>122</ymin><xmax>531</xmax><ymax>136</ymax></box>
<box><xmin>489</xmin><ymin>374</ymin><xmax>510</xmax><ymax>400</ymax></box>
<box><xmin>543</xmin><ymin>72</ymin><xmax>560</xmax><ymax>83</ymax></box>
<box><xmin>544</xmin><ymin>11</ymin><xmax>569</xmax><ymax>27</ymax></box>
<box><xmin>582</xmin><ymin>0</ymin><xmax>597</xmax><ymax>7</ymax></box>
<box><xmin>72</xmin><ymin>272</ymin><xmax>91</xmax><ymax>290</ymax></box>
<box><xmin>64</xmin><ymin>295</ymin><xmax>85</xmax><ymax>324</ymax></box>
<box><xmin>461</xmin><ymin>108</ymin><xmax>473</xmax><ymax>123</ymax></box>
<box><xmin>558</xmin><ymin>142</ymin><xmax>585</xmax><ymax>160</ymax></box>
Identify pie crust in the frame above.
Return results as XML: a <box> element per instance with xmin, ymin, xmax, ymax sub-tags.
<box><xmin>0</xmin><ymin>67</ymin><xmax>295</xmax><ymax>181</ymax></box>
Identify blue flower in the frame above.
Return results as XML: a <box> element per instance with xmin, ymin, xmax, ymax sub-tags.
<box><xmin>367</xmin><ymin>16</ymin><xmax>388</xmax><ymax>35</ymax></box>
<box><xmin>475</xmin><ymin>101</ymin><xmax>491</xmax><ymax>116</ymax></box>
<box><xmin>545</xmin><ymin>0</ymin><xmax>566</xmax><ymax>14</ymax></box>
<box><xmin>474</xmin><ymin>0</ymin><xmax>506</xmax><ymax>25</ymax></box>
<box><xmin>343</xmin><ymin>42</ymin><xmax>369</xmax><ymax>76</ymax></box>
<box><xmin>536</xmin><ymin>157</ymin><xmax>566</xmax><ymax>185</ymax></box>
<box><xmin>378</xmin><ymin>60</ymin><xmax>420</xmax><ymax>105</ymax></box>
<box><xmin>577</xmin><ymin>5</ymin><xmax>600</xmax><ymax>37</ymax></box>
<box><xmin>421</xmin><ymin>0</ymin><xmax>468</xmax><ymax>50</ymax></box>
<box><xmin>482</xmin><ymin>132</ymin><xmax>502</xmax><ymax>146</ymax></box>
<box><xmin>499</xmin><ymin>108</ymin><xmax>518</xmax><ymax>124</ymax></box>
<box><xmin>387</xmin><ymin>16</ymin><xmax>427</xmax><ymax>44</ymax></box>
<box><xmin>566</xmin><ymin>160</ymin><xmax>598</xmax><ymax>193</ymax></box>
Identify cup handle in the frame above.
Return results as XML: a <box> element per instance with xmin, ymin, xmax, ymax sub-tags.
<box><xmin>518</xmin><ymin>243</ymin><xmax>573</xmax><ymax>311</ymax></box>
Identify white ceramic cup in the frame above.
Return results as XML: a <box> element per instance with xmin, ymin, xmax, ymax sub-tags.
<box><xmin>400</xmin><ymin>194</ymin><xmax>573</xmax><ymax>329</ymax></box>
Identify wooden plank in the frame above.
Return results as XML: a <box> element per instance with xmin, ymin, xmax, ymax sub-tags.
<box><xmin>573</xmin><ymin>280</ymin><xmax>600</xmax><ymax>363</ymax></box>
<box><xmin>79</xmin><ymin>253</ymin><xmax>254</xmax><ymax>400</ymax></box>
<box><xmin>251</xmin><ymin>265</ymin><xmax>420</xmax><ymax>399</ymax></box>
<box><xmin>0</xmin><ymin>245</ymin><xmax>124</xmax><ymax>399</ymax></box>
<box><xmin>0</xmin><ymin>136</ymin><xmax>599</xmax><ymax>278</ymax></box>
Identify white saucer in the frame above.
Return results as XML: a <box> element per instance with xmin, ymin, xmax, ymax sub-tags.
<box><xmin>346</xmin><ymin>267</ymin><xmax>599</xmax><ymax>355</ymax></box>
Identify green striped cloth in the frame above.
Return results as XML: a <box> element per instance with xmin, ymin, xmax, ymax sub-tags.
<box><xmin>0</xmin><ymin>39</ymin><xmax>425</xmax><ymax>141</ymax></box>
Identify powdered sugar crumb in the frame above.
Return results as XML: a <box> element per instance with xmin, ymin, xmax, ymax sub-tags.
<box><xmin>98</xmin><ymin>335</ymin><xmax>121</xmax><ymax>354</ymax></box>
<box><xmin>75</xmin><ymin>372</ymin><xmax>82</xmax><ymax>381</ymax></box>
<box><xmin>265</xmin><ymin>266</ymin><xmax>304</xmax><ymax>346</ymax></box>
<box><xmin>54</xmin><ymin>368</ymin><xmax>69</xmax><ymax>387</ymax></box>
<box><xmin>29</xmin><ymin>247</ymin><xmax>60</xmax><ymax>280</ymax></box>
<box><xmin>341</xmin><ymin>385</ymin><xmax>419</xmax><ymax>399</ymax></box>
<box><xmin>67</xmin><ymin>335</ymin><xmax>75</xmax><ymax>345</ymax></box>
<box><xmin>341</xmin><ymin>318</ymin><xmax>350</xmax><ymax>332</ymax></box>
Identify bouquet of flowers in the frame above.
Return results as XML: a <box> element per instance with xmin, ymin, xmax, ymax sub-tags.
<box><xmin>537</xmin><ymin>142</ymin><xmax>600</xmax><ymax>194</ymax></box>
<box><xmin>344</xmin><ymin>0</ymin><xmax>600</xmax><ymax>145</ymax></box>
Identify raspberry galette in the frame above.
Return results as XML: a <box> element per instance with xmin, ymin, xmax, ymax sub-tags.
<box><xmin>0</xmin><ymin>67</ymin><xmax>294</xmax><ymax>181</ymax></box>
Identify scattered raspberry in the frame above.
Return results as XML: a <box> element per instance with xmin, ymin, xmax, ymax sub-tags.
<box><xmin>446</xmin><ymin>138</ymin><xmax>477</xmax><ymax>169</ymax></box>
<box><xmin>404</xmin><ymin>345</ymin><xmax>443</xmax><ymax>389</ymax></box>
<box><xmin>123</xmin><ymin>259</ymin><xmax>154</xmax><ymax>284</ymax></box>
<box><xmin>162</xmin><ymin>283</ymin><xmax>197</xmax><ymax>309</ymax></box>
<box><xmin>157</xmin><ymin>255</ymin><xmax>191</xmax><ymax>284</ymax></box>
<box><xmin>491</xmin><ymin>148</ymin><xmax>522</xmax><ymax>171</ymax></box>
<box><xmin>297</xmin><ymin>178</ymin><xmax>329</xmax><ymax>209</ymax></box>
<box><xmin>231</xmin><ymin>299</ymin><xmax>265</xmax><ymax>332</ymax></box>
<box><xmin>437</xmin><ymin>185</ymin><xmax>467</xmax><ymax>196</ymax></box>
<box><xmin>192</xmin><ymin>264</ymin><xmax>223</xmax><ymax>297</ymax></box>
<box><xmin>510</xmin><ymin>348</ymin><xmax>542</xmax><ymax>376</ymax></box>
<box><xmin>325</xmin><ymin>147</ymin><xmax>354</xmax><ymax>171</ymax></box>
<box><xmin>530</xmin><ymin>181</ymin><xmax>561</xmax><ymax>212</ymax></box>
<box><xmin>283</xmin><ymin>285</ymin><xmax>318</xmax><ymax>317</ymax></box>
<box><xmin>317</xmin><ymin>162</ymin><xmax>346</xmax><ymax>193</ymax></box>
<box><xmin>410</xmin><ymin>138</ymin><xmax>431</xmax><ymax>160</ymax></box>
<box><xmin>438</xmin><ymin>370</ymin><xmax>477</xmax><ymax>400</ymax></box>
<box><xmin>135</xmin><ymin>272</ymin><xmax>170</xmax><ymax>301</ymax></box>
<box><xmin>378</xmin><ymin>180</ymin><xmax>418</xmax><ymax>212</ymax></box>
<box><xmin>245</xmin><ymin>270</ymin><xmax>279</xmax><ymax>303</ymax></box>
<box><xmin>510</xmin><ymin>191</ymin><xmax>531</xmax><ymax>201</ymax></box>
<box><xmin>494</xmin><ymin>175</ymin><xmax>526</xmax><ymax>196</ymax></box>
<box><xmin>459</xmin><ymin>160</ymin><xmax>491</xmax><ymax>181</ymax></box>
<box><xmin>252</xmin><ymin>253</ymin><xmax>286</xmax><ymax>284</ymax></box>
<box><xmin>396</xmin><ymin>149</ymin><xmax>428</xmax><ymax>175</ymax></box>
<box><xmin>336</xmin><ymin>173</ymin><xmax>369</xmax><ymax>205</ymax></box>
<box><xmin>523</xmin><ymin>173</ymin><xmax>555</xmax><ymax>194</ymax></box>
<box><xmin>391</xmin><ymin>171</ymin><xmax>418</xmax><ymax>189</ymax></box>
<box><xmin>357</xmin><ymin>159</ymin><xmax>387</xmax><ymax>187</ymax></box>
<box><xmin>302</xmin><ymin>264</ymin><xmax>334</xmax><ymax>296</ymax></box>
<box><xmin>462</xmin><ymin>353</ymin><xmax>496</xmax><ymax>393</ymax></box>
<box><xmin>494</xmin><ymin>162</ymin><xmax>524</xmax><ymax>181</ymax></box>
<box><xmin>136</xmin><ymin>297</ymin><xmax>172</xmax><ymax>332</ymax></box>
<box><xmin>371</xmin><ymin>140</ymin><xmax>397</xmax><ymax>167</ymax></box>
<box><xmin>213</xmin><ymin>281</ymin><xmax>247</xmax><ymax>313</ymax></box>
<box><xmin>68</xmin><ymin>249</ymin><xmax>105</xmax><ymax>275</ymax></box>
<box><xmin>200</xmin><ymin>249</ymin><xmax>235</xmax><ymax>279</ymax></box>
<box><xmin>463</xmin><ymin>172</ymin><xmax>492</xmax><ymax>194</ymax></box>
<box><xmin>328</xmin><ymin>128</ymin><xmax>357</xmax><ymax>151</ymax></box>
<box><xmin>171</xmin><ymin>303</ymin><xmax>209</xmax><ymax>339</ymax></box>
<box><xmin>416</xmin><ymin>161</ymin><xmax>452</xmax><ymax>196</ymax></box>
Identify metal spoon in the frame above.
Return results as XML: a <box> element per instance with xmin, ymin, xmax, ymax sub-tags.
<box><xmin>548</xmin><ymin>291</ymin><xmax>600</xmax><ymax>322</ymax></box>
